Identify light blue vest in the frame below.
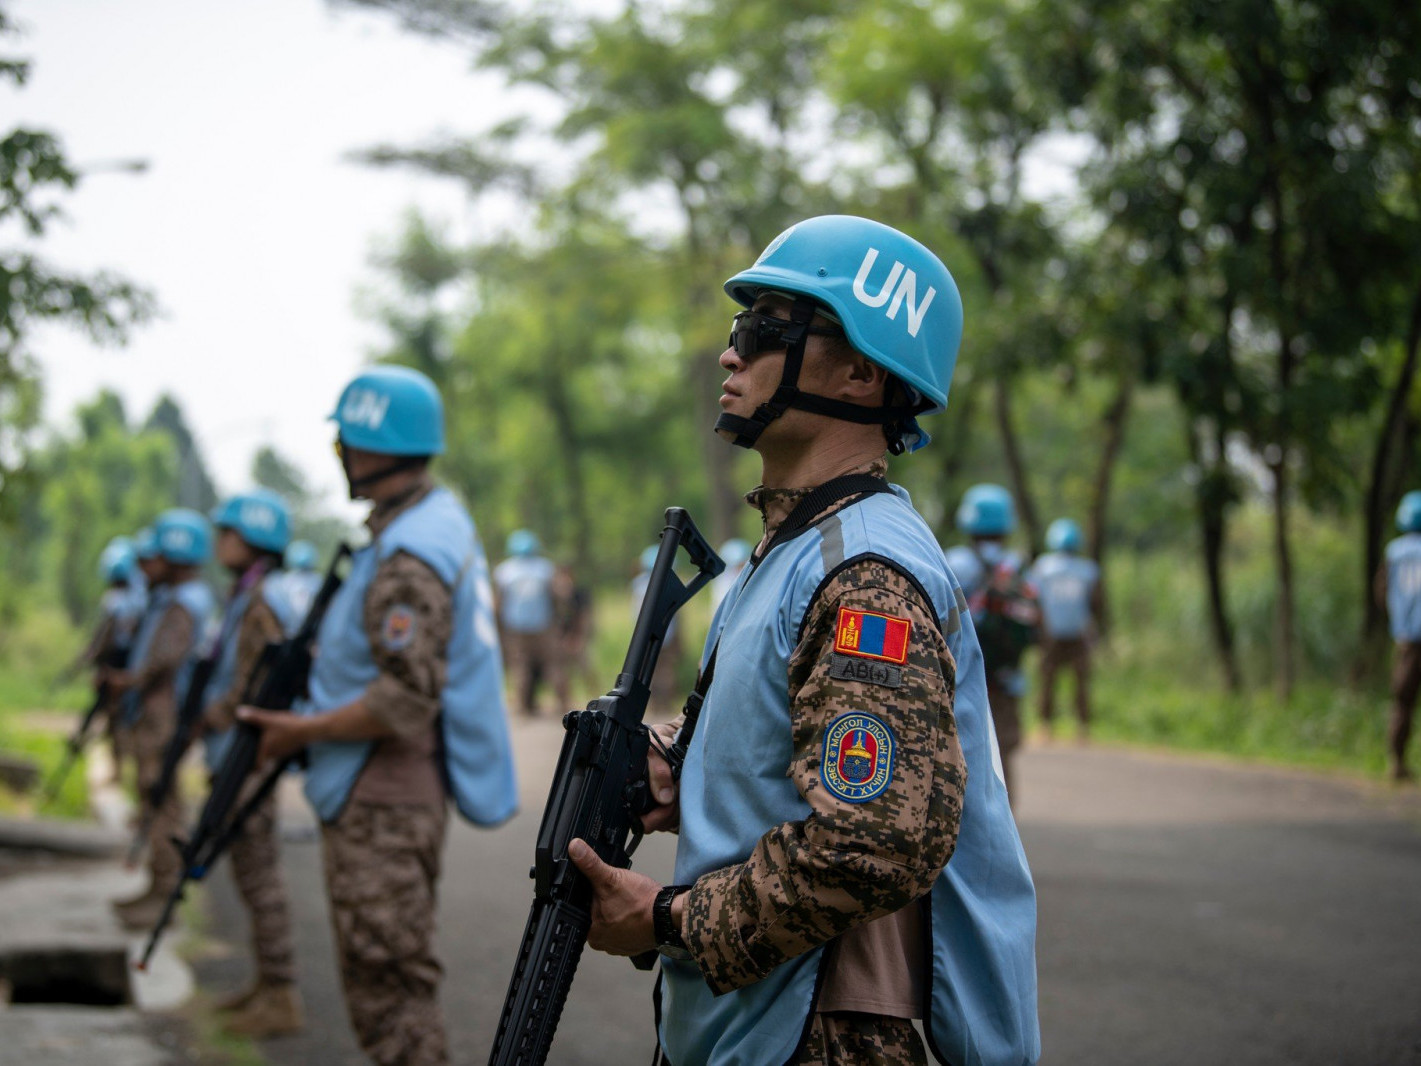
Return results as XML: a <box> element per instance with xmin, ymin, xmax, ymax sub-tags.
<box><xmin>202</xmin><ymin>573</ymin><xmax>308</xmax><ymax>772</ymax></box>
<box><xmin>1025</xmin><ymin>552</ymin><xmax>1099</xmax><ymax>640</ymax></box>
<box><xmin>493</xmin><ymin>554</ymin><xmax>557</xmax><ymax>633</ymax></box>
<box><xmin>1386</xmin><ymin>533</ymin><xmax>1421</xmax><ymax>642</ymax></box>
<box><xmin>661</xmin><ymin>489</ymin><xmax>1039</xmax><ymax>1066</ymax></box>
<box><xmin>300</xmin><ymin>488</ymin><xmax>518</xmax><ymax>826</ymax></box>
<box><xmin>123</xmin><ymin>579</ymin><xmax>215</xmax><ymax>723</ymax></box>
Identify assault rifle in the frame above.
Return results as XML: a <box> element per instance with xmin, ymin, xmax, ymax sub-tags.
<box><xmin>125</xmin><ymin>655</ymin><xmax>217</xmax><ymax>867</ymax></box>
<box><xmin>37</xmin><ymin>646</ymin><xmax>129</xmax><ymax>808</ymax></box>
<box><xmin>136</xmin><ymin>544</ymin><xmax>352</xmax><ymax>972</ymax></box>
<box><xmin>489</xmin><ymin>508</ymin><xmax>722</xmax><ymax>1066</ymax></box>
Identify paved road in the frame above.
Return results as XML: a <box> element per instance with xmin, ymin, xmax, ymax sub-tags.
<box><xmin>195</xmin><ymin>720</ymin><xmax>1421</xmax><ymax>1065</ymax></box>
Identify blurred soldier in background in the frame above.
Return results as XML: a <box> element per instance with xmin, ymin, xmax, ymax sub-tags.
<box><xmin>77</xmin><ymin>536</ymin><xmax>148</xmax><ymax>782</ymax></box>
<box><xmin>631</xmin><ymin>544</ymin><xmax>682</xmax><ymax>719</ymax></box>
<box><xmin>711</xmin><ymin>536</ymin><xmax>752</xmax><ymax>613</ymax></box>
<box><xmin>552</xmin><ymin>561</ymin><xmax>594</xmax><ymax>707</ymax></box>
<box><xmin>237</xmin><ymin>365</ymin><xmax>518</xmax><ymax>1066</ymax></box>
<box><xmin>201</xmin><ymin>490</ymin><xmax>306</xmax><ymax>1037</ymax></box>
<box><xmin>275</xmin><ymin>538</ymin><xmax>324</xmax><ymax>621</ymax></box>
<box><xmin>1378</xmin><ymin>491</ymin><xmax>1421</xmax><ymax>782</ymax></box>
<box><xmin>1026</xmin><ymin>518</ymin><xmax>1101</xmax><ymax>742</ymax></box>
<box><xmin>944</xmin><ymin>483</ymin><xmax>1040</xmax><ymax>798</ymax></box>
<box><xmin>107</xmin><ymin>509</ymin><xmax>216</xmax><ymax>929</ymax></box>
<box><xmin>493</xmin><ymin>529</ymin><xmax>562</xmax><ymax>716</ymax></box>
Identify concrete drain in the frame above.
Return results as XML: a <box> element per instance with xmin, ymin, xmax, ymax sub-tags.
<box><xmin>1</xmin><ymin>947</ymin><xmax>133</xmax><ymax>1006</ymax></box>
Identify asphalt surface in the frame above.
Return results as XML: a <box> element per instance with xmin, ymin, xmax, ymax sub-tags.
<box><xmin>196</xmin><ymin>719</ymin><xmax>1421</xmax><ymax>1066</ymax></box>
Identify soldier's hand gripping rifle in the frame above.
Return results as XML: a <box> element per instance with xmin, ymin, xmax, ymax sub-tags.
<box><xmin>489</xmin><ymin>508</ymin><xmax>723</xmax><ymax>1066</ymax></box>
<box><xmin>135</xmin><ymin>544</ymin><xmax>352</xmax><ymax>972</ymax></box>
<box><xmin>37</xmin><ymin>646</ymin><xmax>129</xmax><ymax>809</ymax></box>
<box><xmin>125</xmin><ymin>655</ymin><xmax>217</xmax><ymax>867</ymax></box>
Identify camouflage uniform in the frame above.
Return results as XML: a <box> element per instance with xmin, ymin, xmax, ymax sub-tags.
<box><xmin>677</xmin><ymin>459</ymin><xmax>966</xmax><ymax>1065</ymax></box>
<box><xmin>322</xmin><ymin>479</ymin><xmax>454</xmax><ymax>1066</ymax></box>
<box><xmin>204</xmin><ymin>586</ymin><xmax>296</xmax><ymax>986</ymax></box>
<box><xmin>130</xmin><ymin>601</ymin><xmax>195</xmax><ymax>896</ymax></box>
<box><xmin>1038</xmin><ymin>636</ymin><xmax>1091</xmax><ymax>731</ymax></box>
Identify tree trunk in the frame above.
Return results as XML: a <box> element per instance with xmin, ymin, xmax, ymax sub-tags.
<box><xmin>1087</xmin><ymin>367</ymin><xmax>1135</xmax><ymax>637</ymax></box>
<box><xmin>1270</xmin><ymin>450</ymin><xmax>1295</xmax><ymax>702</ymax></box>
<box><xmin>993</xmin><ymin>377</ymin><xmax>1040</xmax><ymax>553</ymax></box>
<box><xmin>1189</xmin><ymin>424</ymin><xmax>1242</xmax><ymax>692</ymax></box>
<box><xmin>1359</xmin><ymin>281</ymin><xmax>1421</xmax><ymax>678</ymax></box>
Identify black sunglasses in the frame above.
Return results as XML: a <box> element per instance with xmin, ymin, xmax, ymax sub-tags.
<box><xmin>728</xmin><ymin>310</ymin><xmax>844</xmax><ymax>360</ymax></box>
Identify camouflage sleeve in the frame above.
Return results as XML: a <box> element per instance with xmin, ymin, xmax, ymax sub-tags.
<box><xmin>681</xmin><ymin>557</ymin><xmax>965</xmax><ymax>994</ymax></box>
<box><xmin>204</xmin><ymin>594</ymin><xmax>285</xmax><ymax>732</ymax></box>
<box><xmin>135</xmin><ymin>604</ymin><xmax>195</xmax><ymax>693</ymax></box>
<box><xmin>360</xmin><ymin>550</ymin><xmax>452</xmax><ymax>738</ymax></box>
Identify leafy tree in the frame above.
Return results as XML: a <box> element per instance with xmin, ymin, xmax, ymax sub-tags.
<box><xmin>0</xmin><ymin>9</ymin><xmax>154</xmax><ymax>527</ymax></box>
<box><xmin>143</xmin><ymin>394</ymin><xmax>218</xmax><ymax>512</ymax></box>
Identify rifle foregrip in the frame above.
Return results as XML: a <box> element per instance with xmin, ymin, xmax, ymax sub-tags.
<box><xmin>489</xmin><ymin>898</ymin><xmax>591</xmax><ymax>1066</ymax></box>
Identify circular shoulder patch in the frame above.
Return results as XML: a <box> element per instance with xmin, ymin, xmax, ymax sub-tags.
<box><xmin>380</xmin><ymin>605</ymin><xmax>418</xmax><ymax>651</ymax></box>
<box><xmin>821</xmin><ymin>712</ymin><xmax>896</xmax><ymax>804</ymax></box>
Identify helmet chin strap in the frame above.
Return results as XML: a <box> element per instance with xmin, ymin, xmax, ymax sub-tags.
<box><xmin>342</xmin><ymin>452</ymin><xmax>428</xmax><ymax>500</ymax></box>
<box><xmin>713</xmin><ymin>296</ymin><xmax>927</xmax><ymax>456</ymax></box>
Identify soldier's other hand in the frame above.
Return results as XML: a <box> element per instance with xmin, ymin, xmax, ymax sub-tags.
<box><xmin>641</xmin><ymin>722</ymin><xmax>680</xmax><ymax>833</ymax></box>
<box><xmin>568</xmin><ymin>837</ymin><xmax>658</xmax><ymax>956</ymax></box>
<box><xmin>235</xmin><ymin>705</ymin><xmax>305</xmax><ymax>765</ymax></box>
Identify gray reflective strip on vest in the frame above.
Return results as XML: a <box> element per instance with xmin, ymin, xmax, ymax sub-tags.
<box><xmin>955</xmin><ymin>587</ymin><xmax>969</xmax><ymax>612</ymax></box>
<box><xmin>818</xmin><ymin>515</ymin><xmax>845</xmax><ymax>573</ymax></box>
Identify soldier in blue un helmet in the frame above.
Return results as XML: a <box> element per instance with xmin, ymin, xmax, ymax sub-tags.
<box><xmin>493</xmin><ymin>529</ymin><xmax>565</xmax><ymax>715</ymax></box>
<box><xmin>201</xmin><ymin>490</ymin><xmax>306</xmax><ymax>1036</ymax></box>
<box><xmin>108</xmin><ymin>509</ymin><xmax>217</xmax><ymax>929</ymax></box>
<box><xmin>236</xmin><ymin>365</ymin><xmax>517</xmax><ymax>1066</ymax></box>
<box><xmin>1377</xmin><ymin>491</ymin><xmax>1421</xmax><ymax>782</ymax></box>
<box><xmin>567</xmin><ymin>216</ymin><xmax>1040</xmax><ymax>1066</ymax></box>
<box><xmin>1025</xmin><ymin>519</ymin><xmax>1101</xmax><ymax>742</ymax></box>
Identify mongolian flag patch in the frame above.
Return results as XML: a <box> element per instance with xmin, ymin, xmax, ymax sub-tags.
<box><xmin>833</xmin><ymin>606</ymin><xmax>911</xmax><ymax>664</ymax></box>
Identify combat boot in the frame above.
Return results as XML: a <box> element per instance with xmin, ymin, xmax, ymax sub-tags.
<box><xmin>214</xmin><ymin>981</ymin><xmax>260</xmax><ymax>1013</ymax></box>
<box><xmin>221</xmin><ymin>981</ymin><xmax>304</xmax><ymax>1039</ymax></box>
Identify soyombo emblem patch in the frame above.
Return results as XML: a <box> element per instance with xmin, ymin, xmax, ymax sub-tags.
<box><xmin>821</xmin><ymin>713</ymin><xmax>895</xmax><ymax>803</ymax></box>
<box><xmin>834</xmin><ymin>607</ymin><xmax>911</xmax><ymax>664</ymax></box>
<box><xmin>380</xmin><ymin>605</ymin><xmax>417</xmax><ymax>651</ymax></box>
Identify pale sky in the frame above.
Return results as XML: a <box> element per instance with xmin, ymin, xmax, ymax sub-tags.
<box><xmin>12</xmin><ymin>0</ymin><xmax>532</xmax><ymax>520</ymax></box>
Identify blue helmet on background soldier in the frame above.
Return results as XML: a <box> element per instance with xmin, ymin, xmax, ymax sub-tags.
<box><xmin>506</xmin><ymin>529</ymin><xmax>541</xmax><ymax>558</ymax></box>
<box><xmin>1396</xmin><ymin>491</ymin><xmax>1421</xmax><ymax>533</ymax></box>
<box><xmin>154</xmin><ymin>508</ymin><xmax>213</xmax><ymax>566</ymax></box>
<box><xmin>1045</xmin><ymin>518</ymin><xmax>1084</xmax><ymax>553</ymax></box>
<box><xmin>720</xmin><ymin>214</ymin><xmax>964</xmax><ymax>455</ymax></box>
<box><xmin>956</xmin><ymin>483</ymin><xmax>1017</xmax><ymax>537</ymax></box>
<box><xmin>211</xmin><ymin>490</ymin><xmax>292</xmax><ymax>555</ymax></box>
<box><xmin>330</xmin><ymin>365</ymin><xmax>444</xmax><ymax>498</ymax></box>
<box><xmin>100</xmin><ymin>536</ymin><xmax>138</xmax><ymax>583</ymax></box>
<box><xmin>285</xmin><ymin>539</ymin><xmax>319</xmax><ymax>572</ymax></box>
<box><xmin>134</xmin><ymin>526</ymin><xmax>159</xmax><ymax>560</ymax></box>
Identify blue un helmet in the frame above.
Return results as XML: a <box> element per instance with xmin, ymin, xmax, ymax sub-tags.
<box><xmin>211</xmin><ymin>490</ymin><xmax>292</xmax><ymax>554</ymax></box>
<box><xmin>721</xmin><ymin>215</ymin><xmax>964</xmax><ymax>454</ymax></box>
<box><xmin>285</xmin><ymin>539</ymin><xmax>319</xmax><ymax>572</ymax></box>
<box><xmin>956</xmin><ymin>484</ymin><xmax>1016</xmax><ymax>537</ymax></box>
<box><xmin>1045</xmin><ymin>518</ymin><xmax>1083</xmax><ymax>553</ymax></box>
<box><xmin>330</xmin><ymin>365</ymin><xmax>445</xmax><ymax>457</ymax></box>
<box><xmin>154</xmin><ymin>508</ymin><xmax>213</xmax><ymax>566</ymax></box>
<box><xmin>134</xmin><ymin>526</ymin><xmax>159</xmax><ymax>560</ymax></box>
<box><xmin>1397</xmin><ymin>491</ymin><xmax>1421</xmax><ymax>533</ymax></box>
<box><xmin>99</xmin><ymin>536</ymin><xmax>137</xmax><ymax>583</ymax></box>
<box><xmin>506</xmin><ymin>529</ymin><xmax>540</xmax><ymax>557</ymax></box>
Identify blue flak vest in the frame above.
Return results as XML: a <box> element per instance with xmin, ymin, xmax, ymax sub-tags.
<box><xmin>1025</xmin><ymin>552</ymin><xmax>1099</xmax><ymax>641</ymax></box>
<box><xmin>299</xmin><ymin>487</ymin><xmax>518</xmax><ymax>826</ymax></box>
<box><xmin>123</xmin><ymin>579</ymin><xmax>215</xmax><ymax>724</ymax></box>
<box><xmin>1386</xmin><ymin>534</ymin><xmax>1421</xmax><ymax>643</ymax></box>
<box><xmin>661</xmin><ymin>488</ymin><xmax>1040</xmax><ymax>1066</ymax></box>
<box><xmin>202</xmin><ymin>573</ymin><xmax>307</xmax><ymax>773</ymax></box>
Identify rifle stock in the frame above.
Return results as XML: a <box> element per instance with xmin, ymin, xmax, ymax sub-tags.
<box><xmin>136</xmin><ymin>544</ymin><xmax>352</xmax><ymax>971</ymax></box>
<box><xmin>489</xmin><ymin>508</ymin><xmax>722</xmax><ymax>1066</ymax></box>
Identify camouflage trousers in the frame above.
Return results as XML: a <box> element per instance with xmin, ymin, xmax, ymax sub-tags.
<box><xmin>1039</xmin><ymin>636</ymin><xmax>1092</xmax><ymax>729</ymax></box>
<box><xmin>1388</xmin><ymin>640</ymin><xmax>1421</xmax><ymax>774</ymax></box>
<box><xmin>789</xmin><ymin>1011</ymin><xmax>927</xmax><ymax>1066</ymax></box>
<box><xmin>131</xmin><ymin>703</ymin><xmax>183</xmax><ymax>895</ymax></box>
<box><xmin>322</xmin><ymin>799</ymin><xmax>449</xmax><ymax>1066</ymax></box>
<box><xmin>503</xmin><ymin>629</ymin><xmax>568</xmax><ymax>715</ymax></box>
<box><xmin>227</xmin><ymin>776</ymin><xmax>295</xmax><ymax>984</ymax></box>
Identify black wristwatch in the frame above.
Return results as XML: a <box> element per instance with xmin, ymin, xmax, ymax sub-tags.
<box><xmin>653</xmin><ymin>884</ymin><xmax>692</xmax><ymax>960</ymax></box>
